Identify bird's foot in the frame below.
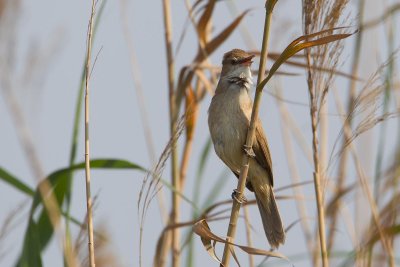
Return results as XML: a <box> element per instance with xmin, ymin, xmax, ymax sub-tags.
<box><xmin>243</xmin><ymin>144</ymin><xmax>255</xmax><ymax>158</ymax></box>
<box><xmin>231</xmin><ymin>189</ymin><xmax>247</xmax><ymax>204</ymax></box>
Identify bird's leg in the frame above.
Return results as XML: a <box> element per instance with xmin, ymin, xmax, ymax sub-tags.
<box><xmin>243</xmin><ymin>144</ymin><xmax>255</xmax><ymax>158</ymax></box>
<box><xmin>231</xmin><ymin>189</ymin><xmax>247</xmax><ymax>204</ymax></box>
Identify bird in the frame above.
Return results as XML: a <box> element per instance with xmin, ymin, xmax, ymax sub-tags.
<box><xmin>208</xmin><ymin>48</ymin><xmax>285</xmax><ymax>248</ymax></box>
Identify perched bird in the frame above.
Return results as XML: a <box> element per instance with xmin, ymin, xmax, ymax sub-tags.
<box><xmin>208</xmin><ymin>49</ymin><xmax>285</xmax><ymax>248</ymax></box>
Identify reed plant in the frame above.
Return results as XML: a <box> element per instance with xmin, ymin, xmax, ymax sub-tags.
<box><xmin>0</xmin><ymin>0</ymin><xmax>399</xmax><ymax>266</ymax></box>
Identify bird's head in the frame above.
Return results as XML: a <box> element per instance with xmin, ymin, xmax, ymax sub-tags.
<box><xmin>220</xmin><ymin>49</ymin><xmax>255</xmax><ymax>81</ymax></box>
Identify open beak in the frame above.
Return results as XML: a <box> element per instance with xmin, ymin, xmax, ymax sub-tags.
<box><xmin>238</xmin><ymin>55</ymin><xmax>255</xmax><ymax>66</ymax></box>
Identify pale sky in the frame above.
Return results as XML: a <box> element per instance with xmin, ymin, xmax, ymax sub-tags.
<box><xmin>1</xmin><ymin>0</ymin><xmax>399</xmax><ymax>266</ymax></box>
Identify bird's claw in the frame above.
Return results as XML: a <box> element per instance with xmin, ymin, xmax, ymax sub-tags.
<box><xmin>231</xmin><ymin>189</ymin><xmax>247</xmax><ymax>204</ymax></box>
<box><xmin>243</xmin><ymin>145</ymin><xmax>255</xmax><ymax>158</ymax></box>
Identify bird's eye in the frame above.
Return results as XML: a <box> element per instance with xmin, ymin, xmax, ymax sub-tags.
<box><xmin>231</xmin><ymin>58</ymin><xmax>237</xmax><ymax>64</ymax></box>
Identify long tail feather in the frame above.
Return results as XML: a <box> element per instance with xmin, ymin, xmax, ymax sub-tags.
<box><xmin>253</xmin><ymin>182</ymin><xmax>285</xmax><ymax>248</ymax></box>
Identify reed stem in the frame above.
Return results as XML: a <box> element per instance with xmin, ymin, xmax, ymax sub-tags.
<box><xmin>305</xmin><ymin>51</ymin><xmax>329</xmax><ymax>267</ymax></box>
<box><xmin>220</xmin><ymin>1</ymin><xmax>276</xmax><ymax>265</ymax></box>
<box><xmin>84</xmin><ymin>0</ymin><xmax>96</xmax><ymax>266</ymax></box>
<box><xmin>161</xmin><ymin>0</ymin><xmax>180</xmax><ymax>266</ymax></box>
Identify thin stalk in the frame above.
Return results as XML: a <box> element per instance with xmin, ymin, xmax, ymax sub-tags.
<box><xmin>276</xmin><ymin>87</ymin><xmax>313</xmax><ymax>258</ymax></box>
<box><xmin>220</xmin><ymin>1</ymin><xmax>276</xmax><ymax>266</ymax></box>
<box><xmin>65</xmin><ymin>3</ymin><xmax>106</xmax><ymax>255</ymax></box>
<box><xmin>327</xmin><ymin>0</ymin><xmax>365</xmax><ymax>252</ymax></box>
<box><xmin>84</xmin><ymin>0</ymin><xmax>96</xmax><ymax>266</ymax></box>
<box><xmin>305</xmin><ymin>50</ymin><xmax>329</xmax><ymax>267</ymax></box>
<box><xmin>161</xmin><ymin>0</ymin><xmax>180</xmax><ymax>266</ymax></box>
<box><xmin>243</xmin><ymin>206</ymin><xmax>254</xmax><ymax>267</ymax></box>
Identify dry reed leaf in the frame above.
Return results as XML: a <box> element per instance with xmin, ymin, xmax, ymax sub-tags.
<box><xmin>194</xmin><ymin>9</ymin><xmax>251</xmax><ymax>62</ymax></box>
<box><xmin>196</xmin><ymin>0</ymin><xmax>215</xmax><ymax>44</ymax></box>
<box><xmin>195</xmin><ymin>220</ymin><xmax>222</xmax><ymax>264</ymax></box>
<box><xmin>193</xmin><ymin>219</ymin><xmax>290</xmax><ymax>265</ymax></box>
<box><xmin>194</xmin><ymin>220</ymin><xmax>289</xmax><ymax>264</ymax></box>
<box><xmin>184</xmin><ymin>86</ymin><xmax>197</xmax><ymax>140</ymax></box>
<box><xmin>268</xmin><ymin>55</ymin><xmax>362</xmax><ymax>81</ymax></box>
<box><xmin>230</xmin><ymin>247</ymin><xmax>241</xmax><ymax>267</ymax></box>
<box><xmin>258</xmin><ymin>27</ymin><xmax>355</xmax><ymax>88</ymax></box>
<box><xmin>250</xmin><ymin>50</ymin><xmax>360</xmax><ymax>80</ymax></box>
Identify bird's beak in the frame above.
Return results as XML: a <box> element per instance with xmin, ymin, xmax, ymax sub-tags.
<box><xmin>237</xmin><ymin>55</ymin><xmax>255</xmax><ymax>66</ymax></box>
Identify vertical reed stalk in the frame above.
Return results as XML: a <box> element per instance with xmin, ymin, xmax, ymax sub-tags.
<box><xmin>276</xmin><ymin>88</ymin><xmax>314</xmax><ymax>257</ymax></box>
<box><xmin>161</xmin><ymin>0</ymin><xmax>180</xmax><ymax>266</ymax></box>
<box><xmin>84</xmin><ymin>0</ymin><xmax>96</xmax><ymax>266</ymax></box>
<box><xmin>220</xmin><ymin>1</ymin><xmax>276</xmax><ymax>265</ymax></box>
<box><xmin>305</xmin><ymin>51</ymin><xmax>329</xmax><ymax>267</ymax></box>
<box><xmin>243</xmin><ymin>206</ymin><xmax>254</xmax><ymax>267</ymax></box>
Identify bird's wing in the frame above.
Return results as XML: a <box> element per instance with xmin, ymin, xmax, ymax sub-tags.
<box><xmin>252</xmin><ymin>121</ymin><xmax>274</xmax><ymax>186</ymax></box>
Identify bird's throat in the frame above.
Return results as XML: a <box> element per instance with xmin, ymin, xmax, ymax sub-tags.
<box><xmin>225</xmin><ymin>66</ymin><xmax>253</xmax><ymax>89</ymax></box>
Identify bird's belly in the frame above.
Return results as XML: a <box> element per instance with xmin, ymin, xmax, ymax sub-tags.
<box><xmin>211</xmin><ymin>119</ymin><xmax>246</xmax><ymax>173</ymax></box>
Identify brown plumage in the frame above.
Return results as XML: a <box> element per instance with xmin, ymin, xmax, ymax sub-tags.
<box><xmin>208</xmin><ymin>49</ymin><xmax>285</xmax><ymax>248</ymax></box>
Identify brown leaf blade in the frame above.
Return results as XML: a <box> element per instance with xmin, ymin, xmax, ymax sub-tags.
<box><xmin>258</xmin><ymin>27</ymin><xmax>355</xmax><ymax>89</ymax></box>
<box><xmin>194</xmin><ymin>219</ymin><xmax>224</xmax><ymax>265</ymax></box>
<box><xmin>184</xmin><ymin>86</ymin><xmax>197</xmax><ymax>140</ymax></box>
<box><xmin>196</xmin><ymin>0</ymin><xmax>216</xmax><ymax>44</ymax></box>
<box><xmin>193</xmin><ymin>219</ymin><xmax>290</xmax><ymax>265</ymax></box>
<box><xmin>194</xmin><ymin>9</ymin><xmax>251</xmax><ymax>62</ymax></box>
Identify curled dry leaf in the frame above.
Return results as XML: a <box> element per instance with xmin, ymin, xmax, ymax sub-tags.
<box><xmin>268</xmin><ymin>54</ymin><xmax>362</xmax><ymax>81</ymax></box>
<box><xmin>196</xmin><ymin>0</ymin><xmax>215</xmax><ymax>45</ymax></box>
<box><xmin>257</xmin><ymin>27</ymin><xmax>356</xmax><ymax>90</ymax></box>
<box><xmin>193</xmin><ymin>219</ymin><xmax>290</xmax><ymax>265</ymax></box>
<box><xmin>194</xmin><ymin>9</ymin><xmax>251</xmax><ymax>62</ymax></box>
<box><xmin>249</xmin><ymin>51</ymin><xmax>361</xmax><ymax>80</ymax></box>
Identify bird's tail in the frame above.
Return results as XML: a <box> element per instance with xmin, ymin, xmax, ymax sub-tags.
<box><xmin>253</xmin><ymin>181</ymin><xmax>285</xmax><ymax>248</ymax></box>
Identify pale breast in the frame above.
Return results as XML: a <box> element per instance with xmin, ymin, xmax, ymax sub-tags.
<box><xmin>208</xmin><ymin>86</ymin><xmax>252</xmax><ymax>172</ymax></box>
